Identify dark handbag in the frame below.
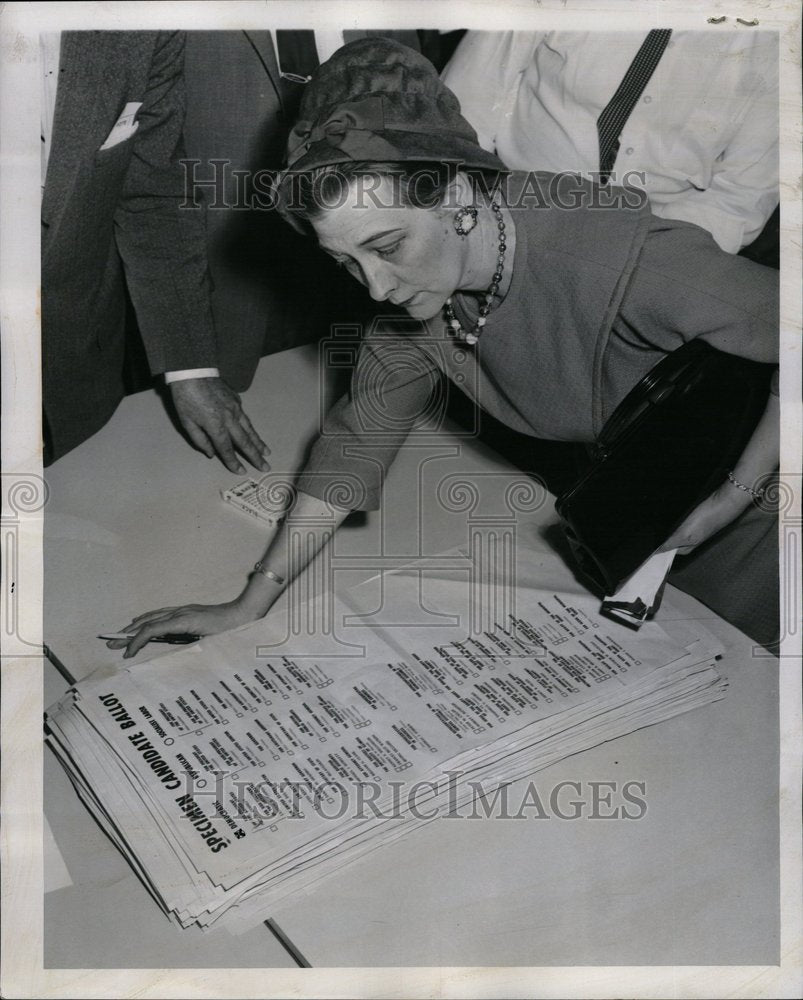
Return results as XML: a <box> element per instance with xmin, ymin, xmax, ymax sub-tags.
<box><xmin>555</xmin><ymin>339</ymin><xmax>774</xmax><ymax>595</ymax></box>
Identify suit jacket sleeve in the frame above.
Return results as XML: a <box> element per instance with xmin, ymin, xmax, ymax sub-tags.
<box><xmin>113</xmin><ymin>31</ymin><xmax>217</xmax><ymax>374</ymax></box>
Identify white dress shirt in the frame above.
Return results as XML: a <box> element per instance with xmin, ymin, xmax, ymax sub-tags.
<box><xmin>443</xmin><ymin>31</ymin><xmax>779</xmax><ymax>253</ymax></box>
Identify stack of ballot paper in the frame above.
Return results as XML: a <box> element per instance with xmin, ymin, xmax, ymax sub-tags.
<box><xmin>46</xmin><ymin>542</ymin><xmax>727</xmax><ymax>934</ymax></box>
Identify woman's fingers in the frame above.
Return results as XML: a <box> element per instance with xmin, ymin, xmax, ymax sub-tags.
<box><xmin>121</xmin><ymin>606</ymin><xmax>203</xmax><ymax>632</ymax></box>
<box><xmin>103</xmin><ymin>606</ymin><xmax>201</xmax><ymax>656</ymax></box>
<box><xmin>126</xmin><ymin>606</ymin><xmax>186</xmax><ymax>627</ymax></box>
<box><xmin>657</xmin><ymin>530</ymin><xmax>697</xmax><ymax>554</ymax></box>
<box><xmin>657</xmin><ymin>488</ymin><xmax>748</xmax><ymax>554</ymax></box>
<box><xmin>105</xmin><ymin>612</ymin><xmax>178</xmax><ymax>650</ymax></box>
<box><xmin>106</xmin><ymin>602</ymin><xmax>247</xmax><ymax>658</ymax></box>
<box><xmin>124</xmin><ymin>614</ymin><xmax>192</xmax><ymax>658</ymax></box>
<box><xmin>124</xmin><ymin>625</ymin><xmax>159</xmax><ymax>658</ymax></box>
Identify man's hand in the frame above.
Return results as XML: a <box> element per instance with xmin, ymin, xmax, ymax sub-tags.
<box><xmin>169</xmin><ymin>377</ymin><xmax>270</xmax><ymax>473</ymax></box>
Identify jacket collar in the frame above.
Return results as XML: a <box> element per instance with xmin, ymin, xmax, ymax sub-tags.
<box><xmin>241</xmin><ymin>30</ymin><xmax>281</xmax><ymax>91</ymax></box>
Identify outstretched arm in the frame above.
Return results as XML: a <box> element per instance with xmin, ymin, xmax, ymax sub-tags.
<box><xmin>109</xmin><ymin>489</ymin><xmax>350</xmax><ymax>657</ymax></box>
<box><xmin>108</xmin><ymin>329</ymin><xmax>439</xmax><ymax>656</ymax></box>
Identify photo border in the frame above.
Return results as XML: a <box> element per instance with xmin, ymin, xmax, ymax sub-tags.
<box><xmin>2</xmin><ymin>1</ymin><xmax>800</xmax><ymax>997</ymax></box>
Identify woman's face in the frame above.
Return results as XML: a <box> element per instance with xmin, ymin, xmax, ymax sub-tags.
<box><xmin>310</xmin><ymin>175</ymin><xmax>467</xmax><ymax>321</ymax></box>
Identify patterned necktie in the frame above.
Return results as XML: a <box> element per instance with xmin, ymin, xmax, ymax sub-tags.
<box><xmin>275</xmin><ymin>30</ymin><xmax>320</xmax><ymax>123</ymax></box>
<box><xmin>597</xmin><ymin>29</ymin><xmax>672</xmax><ymax>185</ymax></box>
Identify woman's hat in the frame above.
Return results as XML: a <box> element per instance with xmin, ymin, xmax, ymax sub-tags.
<box><xmin>282</xmin><ymin>37</ymin><xmax>506</xmax><ymax>175</ymax></box>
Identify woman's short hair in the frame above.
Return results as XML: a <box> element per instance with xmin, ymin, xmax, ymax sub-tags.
<box><xmin>281</xmin><ymin>161</ymin><xmax>502</xmax><ymax>234</ymax></box>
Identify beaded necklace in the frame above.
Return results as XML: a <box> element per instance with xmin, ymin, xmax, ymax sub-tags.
<box><xmin>444</xmin><ymin>201</ymin><xmax>507</xmax><ymax>346</ymax></box>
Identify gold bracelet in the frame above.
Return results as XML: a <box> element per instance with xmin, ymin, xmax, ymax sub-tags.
<box><xmin>253</xmin><ymin>562</ymin><xmax>285</xmax><ymax>585</ymax></box>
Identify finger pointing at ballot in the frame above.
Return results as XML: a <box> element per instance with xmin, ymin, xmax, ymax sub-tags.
<box><xmin>169</xmin><ymin>376</ymin><xmax>271</xmax><ymax>474</ymax></box>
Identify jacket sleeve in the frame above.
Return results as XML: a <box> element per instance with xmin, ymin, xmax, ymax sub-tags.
<box><xmin>296</xmin><ymin>333</ymin><xmax>441</xmax><ymax>510</ymax></box>
<box><xmin>113</xmin><ymin>31</ymin><xmax>217</xmax><ymax>374</ymax></box>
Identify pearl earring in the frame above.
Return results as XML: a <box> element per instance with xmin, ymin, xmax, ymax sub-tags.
<box><xmin>453</xmin><ymin>206</ymin><xmax>478</xmax><ymax>238</ymax></box>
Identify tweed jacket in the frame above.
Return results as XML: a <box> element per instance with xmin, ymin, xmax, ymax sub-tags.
<box><xmin>42</xmin><ymin>31</ymin><xmax>216</xmax><ymax>462</ymax></box>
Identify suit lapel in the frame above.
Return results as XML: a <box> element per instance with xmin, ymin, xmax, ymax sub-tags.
<box><xmin>242</xmin><ymin>30</ymin><xmax>282</xmax><ymax>94</ymax></box>
<box><xmin>239</xmin><ymin>30</ymin><xmax>419</xmax><ymax>107</ymax></box>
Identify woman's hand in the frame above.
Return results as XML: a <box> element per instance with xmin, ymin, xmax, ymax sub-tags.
<box><xmin>657</xmin><ymin>482</ymin><xmax>752</xmax><ymax>555</ymax></box>
<box><xmin>658</xmin><ymin>382</ymin><xmax>777</xmax><ymax>557</ymax></box>
<box><xmin>106</xmin><ymin>600</ymin><xmax>257</xmax><ymax>659</ymax></box>
<box><xmin>106</xmin><ymin>490</ymin><xmax>353</xmax><ymax>660</ymax></box>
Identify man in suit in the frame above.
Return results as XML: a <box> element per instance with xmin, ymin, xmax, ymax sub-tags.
<box><xmin>42</xmin><ymin>30</ymin><xmax>269</xmax><ymax>471</ymax></box>
<box><xmin>181</xmin><ymin>29</ymin><xmax>423</xmax><ymax>392</ymax></box>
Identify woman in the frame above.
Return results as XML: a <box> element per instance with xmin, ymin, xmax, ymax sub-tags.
<box><xmin>111</xmin><ymin>38</ymin><xmax>779</xmax><ymax>657</ymax></box>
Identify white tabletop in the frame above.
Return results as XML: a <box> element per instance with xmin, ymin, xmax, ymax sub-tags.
<box><xmin>44</xmin><ymin>343</ymin><xmax>779</xmax><ymax>968</ymax></box>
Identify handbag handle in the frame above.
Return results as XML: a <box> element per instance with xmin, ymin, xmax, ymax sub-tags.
<box><xmin>594</xmin><ymin>339</ymin><xmax>711</xmax><ymax>456</ymax></box>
